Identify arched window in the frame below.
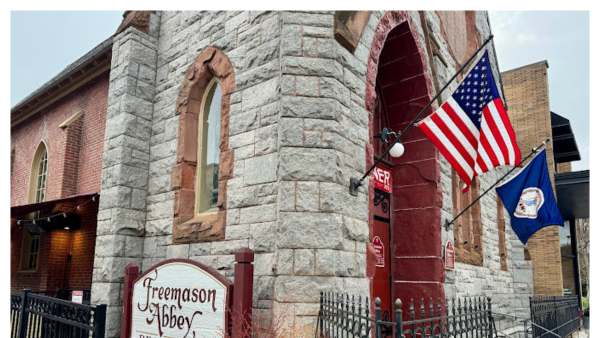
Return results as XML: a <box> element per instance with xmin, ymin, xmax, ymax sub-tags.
<box><xmin>172</xmin><ymin>47</ymin><xmax>234</xmax><ymax>244</ymax></box>
<box><xmin>29</xmin><ymin>142</ymin><xmax>48</xmax><ymax>203</ymax></box>
<box><xmin>195</xmin><ymin>79</ymin><xmax>222</xmax><ymax>215</ymax></box>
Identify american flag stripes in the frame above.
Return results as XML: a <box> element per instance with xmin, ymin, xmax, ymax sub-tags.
<box><xmin>417</xmin><ymin>51</ymin><xmax>521</xmax><ymax>193</ymax></box>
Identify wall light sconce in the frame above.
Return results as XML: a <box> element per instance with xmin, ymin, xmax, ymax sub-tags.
<box><xmin>349</xmin><ymin>127</ymin><xmax>406</xmax><ymax>196</ymax></box>
<box><xmin>375</xmin><ymin>128</ymin><xmax>404</xmax><ymax>158</ymax></box>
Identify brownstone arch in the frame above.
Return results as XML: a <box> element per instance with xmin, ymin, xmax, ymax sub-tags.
<box><xmin>365</xmin><ymin>11</ymin><xmax>445</xmax><ymax>317</ymax></box>
<box><xmin>171</xmin><ymin>47</ymin><xmax>235</xmax><ymax>244</ymax></box>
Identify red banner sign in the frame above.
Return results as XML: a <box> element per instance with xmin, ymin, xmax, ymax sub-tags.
<box><xmin>372</xmin><ymin>165</ymin><xmax>392</xmax><ymax>193</ymax></box>
<box><xmin>373</xmin><ymin>236</ymin><xmax>385</xmax><ymax>267</ymax></box>
<box><xmin>444</xmin><ymin>241</ymin><xmax>455</xmax><ymax>270</ymax></box>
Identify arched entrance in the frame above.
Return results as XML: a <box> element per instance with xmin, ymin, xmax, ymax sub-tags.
<box><xmin>367</xmin><ymin>11</ymin><xmax>445</xmax><ymax>319</ymax></box>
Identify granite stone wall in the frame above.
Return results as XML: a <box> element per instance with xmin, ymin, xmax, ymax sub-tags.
<box><xmin>92</xmin><ymin>11</ymin><xmax>533</xmax><ymax>337</ymax></box>
<box><xmin>92</xmin><ymin>14</ymin><xmax>160</xmax><ymax>337</ymax></box>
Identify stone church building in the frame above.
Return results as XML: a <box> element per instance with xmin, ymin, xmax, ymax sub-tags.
<box><xmin>12</xmin><ymin>10</ymin><xmax>536</xmax><ymax>337</ymax></box>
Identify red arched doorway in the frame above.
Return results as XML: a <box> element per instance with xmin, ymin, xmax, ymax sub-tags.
<box><xmin>367</xmin><ymin>12</ymin><xmax>445</xmax><ymax>319</ymax></box>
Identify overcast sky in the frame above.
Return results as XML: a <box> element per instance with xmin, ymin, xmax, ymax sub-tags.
<box><xmin>488</xmin><ymin>11</ymin><xmax>589</xmax><ymax>171</ymax></box>
<box><xmin>11</xmin><ymin>11</ymin><xmax>589</xmax><ymax>170</ymax></box>
<box><xmin>10</xmin><ymin>11</ymin><xmax>123</xmax><ymax>106</ymax></box>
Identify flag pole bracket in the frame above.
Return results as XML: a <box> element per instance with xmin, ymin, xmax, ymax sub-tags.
<box><xmin>444</xmin><ymin>219</ymin><xmax>453</xmax><ymax>231</ymax></box>
<box><xmin>349</xmin><ymin>178</ymin><xmax>361</xmax><ymax>196</ymax></box>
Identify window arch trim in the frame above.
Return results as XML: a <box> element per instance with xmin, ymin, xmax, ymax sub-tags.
<box><xmin>171</xmin><ymin>47</ymin><xmax>235</xmax><ymax>244</ymax></box>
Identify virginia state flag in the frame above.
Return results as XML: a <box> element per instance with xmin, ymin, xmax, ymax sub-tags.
<box><xmin>495</xmin><ymin>149</ymin><xmax>564</xmax><ymax>244</ymax></box>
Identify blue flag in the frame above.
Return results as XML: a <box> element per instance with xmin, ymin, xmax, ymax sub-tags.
<box><xmin>495</xmin><ymin>149</ymin><xmax>564</xmax><ymax>244</ymax></box>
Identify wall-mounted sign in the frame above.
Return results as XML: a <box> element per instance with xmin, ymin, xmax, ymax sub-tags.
<box><xmin>131</xmin><ymin>260</ymin><xmax>231</xmax><ymax>338</ymax></box>
<box><xmin>444</xmin><ymin>241</ymin><xmax>455</xmax><ymax>270</ymax></box>
<box><xmin>373</xmin><ymin>236</ymin><xmax>385</xmax><ymax>267</ymax></box>
<box><xmin>71</xmin><ymin>291</ymin><xmax>83</xmax><ymax>304</ymax></box>
<box><xmin>372</xmin><ymin>165</ymin><xmax>392</xmax><ymax>193</ymax></box>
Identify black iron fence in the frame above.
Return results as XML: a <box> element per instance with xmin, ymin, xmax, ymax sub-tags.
<box><xmin>11</xmin><ymin>289</ymin><xmax>106</xmax><ymax>338</ymax></box>
<box><xmin>31</xmin><ymin>289</ymin><xmax>92</xmax><ymax>305</ymax></box>
<box><xmin>528</xmin><ymin>296</ymin><xmax>580</xmax><ymax>338</ymax></box>
<box><xmin>315</xmin><ymin>292</ymin><xmax>496</xmax><ymax>338</ymax></box>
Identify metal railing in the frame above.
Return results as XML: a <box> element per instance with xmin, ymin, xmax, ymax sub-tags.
<box><xmin>30</xmin><ymin>289</ymin><xmax>92</xmax><ymax>305</ymax></box>
<box><xmin>315</xmin><ymin>292</ymin><xmax>496</xmax><ymax>338</ymax></box>
<box><xmin>10</xmin><ymin>289</ymin><xmax>106</xmax><ymax>338</ymax></box>
<box><xmin>529</xmin><ymin>296</ymin><xmax>580</xmax><ymax>338</ymax></box>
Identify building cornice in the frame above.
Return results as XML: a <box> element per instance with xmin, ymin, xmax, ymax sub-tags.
<box><xmin>11</xmin><ymin>38</ymin><xmax>113</xmax><ymax>128</ymax></box>
<box><xmin>501</xmin><ymin>60</ymin><xmax>549</xmax><ymax>75</ymax></box>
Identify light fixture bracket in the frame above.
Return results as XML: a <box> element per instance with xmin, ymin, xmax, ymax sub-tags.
<box><xmin>375</xmin><ymin>127</ymin><xmax>396</xmax><ymax>143</ymax></box>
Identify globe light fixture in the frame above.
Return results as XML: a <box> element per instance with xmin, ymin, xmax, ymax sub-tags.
<box><xmin>389</xmin><ymin>142</ymin><xmax>405</xmax><ymax>158</ymax></box>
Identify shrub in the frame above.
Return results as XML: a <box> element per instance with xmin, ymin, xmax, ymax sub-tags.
<box><xmin>220</xmin><ymin>300</ymin><xmax>294</xmax><ymax>338</ymax></box>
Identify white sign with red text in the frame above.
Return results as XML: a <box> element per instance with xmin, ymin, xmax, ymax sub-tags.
<box><xmin>71</xmin><ymin>291</ymin><xmax>83</xmax><ymax>304</ymax></box>
<box><xmin>131</xmin><ymin>262</ymin><xmax>227</xmax><ymax>338</ymax></box>
<box><xmin>372</xmin><ymin>165</ymin><xmax>392</xmax><ymax>193</ymax></box>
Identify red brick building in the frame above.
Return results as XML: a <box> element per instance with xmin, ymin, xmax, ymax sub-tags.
<box><xmin>10</xmin><ymin>38</ymin><xmax>112</xmax><ymax>295</ymax></box>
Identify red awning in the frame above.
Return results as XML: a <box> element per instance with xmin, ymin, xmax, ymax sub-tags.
<box><xmin>11</xmin><ymin>189</ymin><xmax>100</xmax><ymax>218</ymax></box>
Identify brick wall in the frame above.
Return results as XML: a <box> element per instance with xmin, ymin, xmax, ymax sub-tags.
<box><xmin>502</xmin><ymin>61</ymin><xmax>564</xmax><ymax>296</ymax></box>
<box><xmin>11</xmin><ymin>71</ymin><xmax>108</xmax><ymax>292</ymax></box>
<box><xmin>557</xmin><ymin>162</ymin><xmax>572</xmax><ymax>173</ymax></box>
<box><xmin>11</xmin><ymin>72</ymin><xmax>109</xmax><ymax>206</ymax></box>
<box><xmin>11</xmin><ymin>202</ymin><xmax>99</xmax><ymax>291</ymax></box>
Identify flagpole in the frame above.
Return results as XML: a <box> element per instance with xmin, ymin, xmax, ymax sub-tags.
<box><xmin>444</xmin><ymin>138</ymin><xmax>550</xmax><ymax>231</ymax></box>
<box><xmin>349</xmin><ymin>34</ymin><xmax>495</xmax><ymax>196</ymax></box>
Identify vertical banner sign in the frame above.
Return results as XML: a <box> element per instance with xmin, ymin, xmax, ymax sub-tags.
<box><xmin>444</xmin><ymin>241</ymin><xmax>455</xmax><ymax>270</ymax></box>
<box><xmin>71</xmin><ymin>291</ymin><xmax>83</xmax><ymax>304</ymax></box>
<box><xmin>131</xmin><ymin>260</ymin><xmax>229</xmax><ymax>338</ymax></box>
<box><xmin>372</xmin><ymin>165</ymin><xmax>392</xmax><ymax>193</ymax></box>
<box><xmin>373</xmin><ymin>236</ymin><xmax>385</xmax><ymax>267</ymax></box>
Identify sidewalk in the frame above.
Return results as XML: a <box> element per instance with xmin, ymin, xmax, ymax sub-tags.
<box><xmin>572</xmin><ymin>328</ymin><xmax>589</xmax><ymax>338</ymax></box>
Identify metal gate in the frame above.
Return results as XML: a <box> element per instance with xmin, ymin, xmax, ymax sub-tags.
<box><xmin>315</xmin><ymin>292</ymin><xmax>496</xmax><ymax>338</ymax></box>
<box><xmin>11</xmin><ymin>289</ymin><xmax>106</xmax><ymax>338</ymax></box>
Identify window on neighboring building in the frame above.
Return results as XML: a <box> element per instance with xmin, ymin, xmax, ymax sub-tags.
<box><xmin>21</xmin><ymin>142</ymin><xmax>48</xmax><ymax>271</ymax></box>
<box><xmin>34</xmin><ymin>150</ymin><xmax>48</xmax><ymax>203</ymax></box>
<box><xmin>560</xmin><ymin>220</ymin><xmax>579</xmax><ymax>296</ymax></box>
<box><xmin>195</xmin><ymin>79</ymin><xmax>222</xmax><ymax>215</ymax></box>
<box><xmin>29</xmin><ymin>142</ymin><xmax>48</xmax><ymax>204</ymax></box>
<box><xmin>452</xmin><ymin>170</ymin><xmax>483</xmax><ymax>266</ymax></box>
<box><xmin>20</xmin><ymin>231</ymin><xmax>40</xmax><ymax>271</ymax></box>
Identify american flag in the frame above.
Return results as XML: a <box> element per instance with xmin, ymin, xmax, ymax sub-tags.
<box><xmin>417</xmin><ymin>51</ymin><xmax>521</xmax><ymax>192</ymax></box>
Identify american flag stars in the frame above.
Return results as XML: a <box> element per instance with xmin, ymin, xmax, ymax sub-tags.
<box><xmin>452</xmin><ymin>56</ymin><xmax>501</xmax><ymax>128</ymax></box>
